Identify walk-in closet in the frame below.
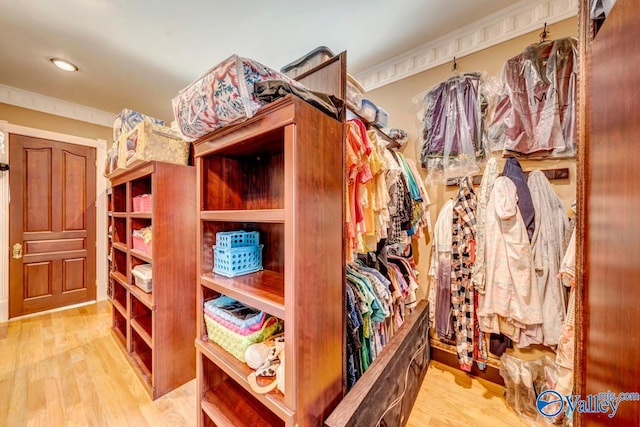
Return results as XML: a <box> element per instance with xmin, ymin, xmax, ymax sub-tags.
<box><xmin>1</xmin><ymin>1</ymin><xmax>639</xmax><ymax>426</ymax></box>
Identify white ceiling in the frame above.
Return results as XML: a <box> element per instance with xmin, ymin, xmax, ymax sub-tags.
<box><xmin>0</xmin><ymin>0</ymin><xmax>522</xmax><ymax>122</ymax></box>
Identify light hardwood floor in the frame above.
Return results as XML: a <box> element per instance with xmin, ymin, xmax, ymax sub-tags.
<box><xmin>0</xmin><ymin>301</ymin><xmax>529</xmax><ymax>426</ymax></box>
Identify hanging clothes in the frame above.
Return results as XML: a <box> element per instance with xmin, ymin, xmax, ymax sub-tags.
<box><xmin>429</xmin><ymin>199</ymin><xmax>455</xmax><ymax>340</ymax></box>
<box><xmin>555</xmin><ymin>227</ymin><xmax>576</xmax><ymax>398</ymax></box>
<box><xmin>419</xmin><ymin>72</ymin><xmax>486</xmax><ymax>183</ymax></box>
<box><xmin>343</xmin><ymin>118</ymin><xmax>426</xmax><ymax>390</ymax></box>
<box><xmin>471</xmin><ymin>157</ymin><xmax>499</xmax><ymax>294</ymax></box>
<box><xmin>345</xmin><ymin>248</ymin><xmax>419</xmax><ymax>391</ymax></box>
<box><xmin>345</xmin><ymin>120</ymin><xmax>373</xmax><ymax>261</ymax></box>
<box><xmin>388</xmin><ymin>253</ymin><xmax>420</xmax><ymax>311</ymax></box>
<box><xmin>370</xmin><ymin>131</ymin><xmax>392</xmax><ymax>241</ymax></box>
<box><xmin>405</xmin><ymin>157</ymin><xmax>433</xmax><ymax>237</ymax></box>
<box><xmin>385</xmin><ymin>150</ymin><xmax>413</xmax><ymax>245</ymax></box>
<box><xmin>502</xmin><ymin>157</ymin><xmax>535</xmax><ymax>242</ymax></box>
<box><xmin>488</xmin><ymin>37</ymin><xmax>578</xmax><ymax>157</ymax></box>
<box><xmin>477</xmin><ymin>176</ymin><xmax>543</xmax><ymax>345</ymax></box>
<box><xmin>450</xmin><ymin>176</ymin><xmax>485</xmax><ymax>371</ymax></box>
<box><xmin>396</xmin><ymin>152</ymin><xmax>432</xmax><ymax>238</ymax></box>
<box><xmin>345</xmin><ymin>284</ymin><xmax>363</xmax><ymax>390</ymax></box>
<box><xmin>528</xmin><ymin>170</ymin><xmax>569</xmax><ymax>346</ymax></box>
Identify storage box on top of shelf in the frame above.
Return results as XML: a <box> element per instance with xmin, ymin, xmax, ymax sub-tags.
<box><xmin>357</xmin><ymin>99</ymin><xmax>378</xmax><ymax>123</ymax></box>
<box><xmin>118</xmin><ymin>121</ymin><xmax>190</xmax><ymax>169</ymax></box>
<box><xmin>346</xmin><ymin>74</ymin><xmax>365</xmax><ymax>110</ymax></box>
<box><xmin>132</xmin><ymin>264</ymin><xmax>152</xmax><ymax>293</ymax></box>
<box><xmin>172</xmin><ymin>54</ymin><xmax>301</xmax><ymax>142</ymax></box>
<box><xmin>373</xmin><ymin>106</ymin><xmax>389</xmax><ymax>128</ymax></box>
<box><xmin>113</xmin><ymin>109</ymin><xmax>164</xmax><ymax>142</ymax></box>
<box><xmin>280</xmin><ymin>46</ymin><xmax>335</xmax><ymax>78</ymax></box>
<box><xmin>103</xmin><ymin>141</ymin><xmax>120</xmax><ymax>176</ymax></box>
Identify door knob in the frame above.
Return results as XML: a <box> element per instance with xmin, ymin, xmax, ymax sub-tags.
<box><xmin>12</xmin><ymin>243</ymin><xmax>22</xmax><ymax>259</ymax></box>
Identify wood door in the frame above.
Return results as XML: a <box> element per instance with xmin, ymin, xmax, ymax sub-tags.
<box><xmin>9</xmin><ymin>134</ymin><xmax>96</xmax><ymax>318</ymax></box>
<box><xmin>580</xmin><ymin>0</ymin><xmax>640</xmax><ymax>424</ymax></box>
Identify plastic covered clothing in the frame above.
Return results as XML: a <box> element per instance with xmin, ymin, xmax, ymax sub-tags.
<box><xmin>500</xmin><ymin>355</ymin><xmax>563</xmax><ymax>423</ymax></box>
<box><xmin>488</xmin><ymin>38</ymin><xmax>578</xmax><ymax>157</ymax></box>
<box><xmin>419</xmin><ymin>72</ymin><xmax>487</xmax><ymax>183</ymax></box>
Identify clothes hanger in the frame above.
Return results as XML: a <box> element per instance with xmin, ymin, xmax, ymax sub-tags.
<box><xmin>539</xmin><ymin>23</ymin><xmax>551</xmax><ymax>44</ymax></box>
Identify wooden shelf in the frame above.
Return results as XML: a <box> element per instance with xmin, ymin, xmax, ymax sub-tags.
<box><xmin>130</xmin><ymin>249</ymin><xmax>152</xmax><ymax>264</ymax></box>
<box><xmin>111</xmin><ymin>326</ymin><xmax>126</xmax><ymax>348</ymax></box>
<box><xmin>194</xmin><ymin>94</ymin><xmax>344</xmax><ymax>425</ymax></box>
<box><xmin>111</xmin><ymin>271</ymin><xmax>128</xmax><ymax>287</ymax></box>
<box><xmin>112</xmin><ymin>242</ymin><xmax>127</xmax><ymax>253</ymax></box>
<box><xmin>112</xmin><ymin>299</ymin><xmax>127</xmax><ymax>317</ymax></box>
<box><xmin>131</xmin><ymin>316</ymin><xmax>153</xmax><ymax>348</ymax></box>
<box><xmin>129</xmin><ymin>285</ymin><xmax>154</xmax><ymax>310</ymax></box>
<box><xmin>201</xmin><ymin>209</ymin><xmax>285</xmax><ymax>223</ymax></box>
<box><xmin>130</xmin><ymin>212</ymin><xmax>152</xmax><ymax>219</ymax></box>
<box><xmin>347</xmin><ymin>106</ymin><xmax>399</xmax><ymax>148</ymax></box>
<box><xmin>201</xmin><ymin>271</ymin><xmax>285</xmax><ymax>319</ymax></box>
<box><xmin>201</xmin><ymin>379</ymin><xmax>286</xmax><ymax>427</ymax></box>
<box><xmin>108</xmin><ymin>161</ymin><xmax>196</xmax><ymax>400</ymax></box>
<box><xmin>129</xmin><ymin>350</ymin><xmax>154</xmax><ymax>395</ymax></box>
<box><xmin>197</xmin><ymin>340</ymin><xmax>292</xmax><ymax>422</ymax></box>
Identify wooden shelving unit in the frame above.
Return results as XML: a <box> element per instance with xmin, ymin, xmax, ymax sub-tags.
<box><xmin>193</xmin><ymin>95</ymin><xmax>344</xmax><ymax>426</ymax></box>
<box><xmin>106</xmin><ymin>160</ymin><xmax>196</xmax><ymax>399</ymax></box>
<box><xmin>107</xmin><ymin>188</ymin><xmax>114</xmax><ymax>300</ymax></box>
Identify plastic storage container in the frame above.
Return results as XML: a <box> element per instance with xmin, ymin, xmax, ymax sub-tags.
<box><xmin>280</xmin><ymin>46</ymin><xmax>335</xmax><ymax>78</ymax></box>
<box><xmin>358</xmin><ymin>99</ymin><xmax>378</xmax><ymax>123</ymax></box>
<box><xmin>346</xmin><ymin>74</ymin><xmax>365</xmax><ymax>110</ymax></box>
<box><xmin>132</xmin><ymin>264</ymin><xmax>153</xmax><ymax>292</ymax></box>
<box><xmin>213</xmin><ymin>245</ymin><xmax>263</xmax><ymax>278</ymax></box>
<box><xmin>215</xmin><ymin>230</ymin><xmax>259</xmax><ymax>249</ymax></box>
<box><xmin>373</xmin><ymin>106</ymin><xmax>389</xmax><ymax>128</ymax></box>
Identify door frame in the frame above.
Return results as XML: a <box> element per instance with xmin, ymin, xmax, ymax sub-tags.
<box><xmin>0</xmin><ymin>120</ymin><xmax>107</xmax><ymax>322</ymax></box>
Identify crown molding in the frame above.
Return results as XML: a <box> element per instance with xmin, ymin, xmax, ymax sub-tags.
<box><xmin>355</xmin><ymin>0</ymin><xmax>577</xmax><ymax>91</ymax></box>
<box><xmin>0</xmin><ymin>84</ymin><xmax>115</xmax><ymax>128</ymax></box>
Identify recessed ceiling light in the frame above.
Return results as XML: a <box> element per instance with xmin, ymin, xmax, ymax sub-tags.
<box><xmin>50</xmin><ymin>58</ymin><xmax>78</xmax><ymax>72</ymax></box>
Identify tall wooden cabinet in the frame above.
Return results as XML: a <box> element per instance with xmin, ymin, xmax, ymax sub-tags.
<box><xmin>577</xmin><ymin>0</ymin><xmax>640</xmax><ymax>424</ymax></box>
<box><xmin>193</xmin><ymin>95</ymin><xmax>344</xmax><ymax>426</ymax></box>
<box><xmin>107</xmin><ymin>160</ymin><xmax>196</xmax><ymax>399</ymax></box>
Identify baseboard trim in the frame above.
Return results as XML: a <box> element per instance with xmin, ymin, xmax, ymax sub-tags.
<box><xmin>5</xmin><ymin>300</ymin><xmax>97</xmax><ymax>323</ymax></box>
<box><xmin>430</xmin><ymin>345</ymin><xmax>504</xmax><ymax>386</ymax></box>
<box><xmin>0</xmin><ymin>300</ymin><xmax>7</xmax><ymax>323</ymax></box>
